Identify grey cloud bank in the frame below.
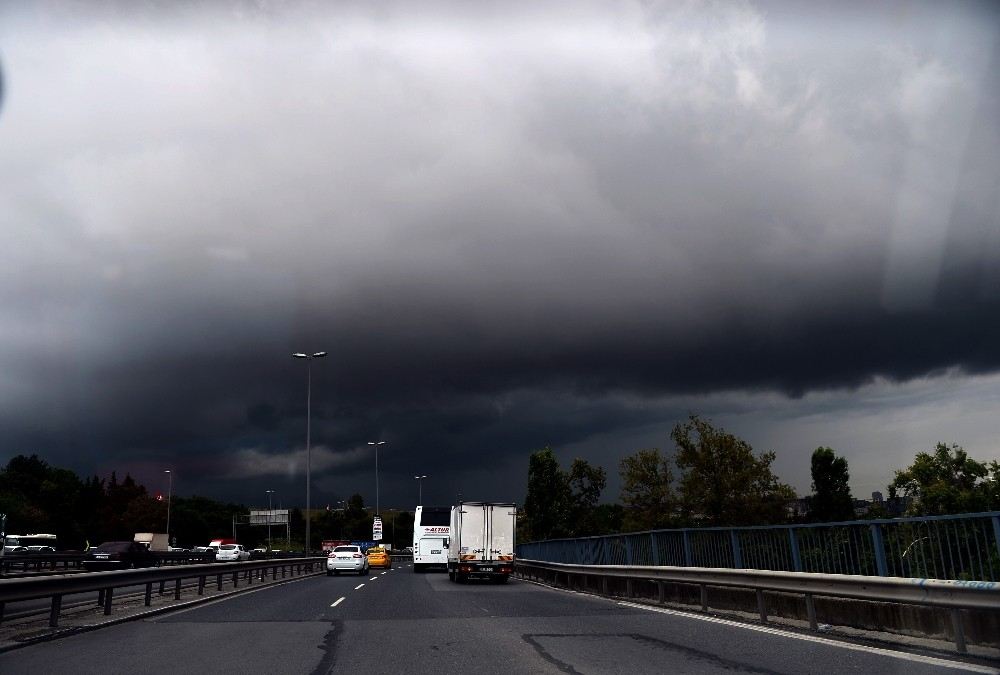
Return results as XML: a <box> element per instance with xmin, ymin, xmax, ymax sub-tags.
<box><xmin>0</xmin><ymin>1</ymin><xmax>998</xmax><ymax>506</ymax></box>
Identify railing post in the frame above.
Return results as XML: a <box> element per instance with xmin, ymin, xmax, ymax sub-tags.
<box><xmin>217</xmin><ymin>574</ymin><xmax>223</xmax><ymax>591</ymax></box>
<box><xmin>870</xmin><ymin>524</ymin><xmax>888</xmax><ymax>577</ymax></box>
<box><xmin>198</xmin><ymin>576</ymin><xmax>206</xmax><ymax>595</ymax></box>
<box><xmin>650</xmin><ymin>533</ymin><xmax>660</xmax><ymax>566</ymax></box>
<box><xmin>700</xmin><ymin>584</ymin><xmax>708</xmax><ymax>611</ymax></box>
<box><xmin>624</xmin><ymin>536</ymin><xmax>634</xmax><ymax>565</ymax></box>
<box><xmin>731</xmin><ymin>530</ymin><xmax>743</xmax><ymax>569</ymax></box>
<box><xmin>144</xmin><ymin>583</ymin><xmax>152</xmax><ymax>606</ymax></box>
<box><xmin>683</xmin><ymin>530</ymin><xmax>692</xmax><ymax>567</ymax></box>
<box><xmin>103</xmin><ymin>587</ymin><xmax>113</xmax><ymax>615</ymax></box>
<box><xmin>992</xmin><ymin>516</ymin><xmax>1000</xmax><ymax>561</ymax></box>
<box><xmin>789</xmin><ymin>528</ymin><xmax>802</xmax><ymax>572</ymax></box>
<box><xmin>174</xmin><ymin>578</ymin><xmax>182</xmax><ymax>600</ymax></box>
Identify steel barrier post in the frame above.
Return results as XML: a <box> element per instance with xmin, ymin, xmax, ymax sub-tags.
<box><xmin>49</xmin><ymin>594</ymin><xmax>62</xmax><ymax>627</ymax></box>
<box><xmin>789</xmin><ymin>528</ymin><xmax>802</xmax><ymax>572</ymax></box>
<box><xmin>159</xmin><ymin>580</ymin><xmax>165</xmax><ymax>596</ymax></box>
<box><xmin>870</xmin><ymin>524</ymin><xmax>888</xmax><ymax>576</ymax></box>
<box><xmin>951</xmin><ymin>609</ymin><xmax>967</xmax><ymax>653</ymax></box>
<box><xmin>233</xmin><ymin>571</ymin><xmax>239</xmax><ymax>588</ymax></box>
<box><xmin>625</xmin><ymin>537</ymin><xmax>634</xmax><ymax>565</ymax></box>
<box><xmin>657</xmin><ymin>581</ymin><xmax>665</xmax><ymax>604</ymax></box>
<box><xmin>217</xmin><ymin>574</ymin><xmax>223</xmax><ymax>591</ymax></box>
<box><xmin>805</xmin><ymin>593</ymin><xmax>817</xmax><ymax>630</ymax></box>
<box><xmin>198</xmin><ymin>576</ymin><xmax>205</xmax><ymax>595</ymax></box>
<box><xmin>756</xmin><ymin>589</ymin><xmax>767</xmax><ymax>623</ymax></box>
<box><xmin>651</xmin><ymin>533</ymin><xmax>660</xmax><ymax>566</ymax></box>
<box><xmin>145</xmin><ymin>583</ymin><xmax>153</xmax><ymax>606</ymax></box>
<box><xmin>731</xmin><ymin>530</ymin><xmax>743</xmax><ymax>569</ymax></box>
<box><xmin>683</xmin><ymin>531</ymin><xmax>692</xmax><ymax>567</ymax></box>
<box><xmin>174</xmin><ymin>578</ymin><xmax>181</xmax><ymax>600</ymax></box>
<box><xmin>103</xmin><ymin>587</ymin><xmax>113</xmax><ymax>615</ymax></box>
<box><xmin>0</xmin><ymin>601</ymin><xmax>4</xmax><ymax>624</ymax></box>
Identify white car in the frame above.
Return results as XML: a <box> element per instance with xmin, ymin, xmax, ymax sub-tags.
<box><xmin>326</xmin><ymin>545</ymin><xmax>369</xmax><ymax>576</ymax></box>
<box><xmin>215</xmin><ymin>544</ymin><xmax>250</xmax><ymax>562</ymax></box>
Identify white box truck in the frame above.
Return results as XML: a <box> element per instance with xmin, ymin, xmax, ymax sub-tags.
<box><xmin>447</xmin><ymin>502</ymin><xmax>516</xmax><ymax>584</ymax></box>
<box><xmin>134</xmin><ymin>532</ymin><xmax>169</xmax><ymax>552</ymax></box>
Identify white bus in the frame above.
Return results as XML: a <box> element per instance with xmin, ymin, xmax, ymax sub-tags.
<box><xmin>412</xmin><ymin>506</ymin><xmax>451</xmax><ymax>572</ymax></box>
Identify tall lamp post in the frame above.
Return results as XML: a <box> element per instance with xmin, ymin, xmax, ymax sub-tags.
<box><xmin>414</xmin><ymin>475</ymin><xmax>427</xmax><ymax>505</ymax></box>
<box><xmin>293</xmin><ymin>351</ymin><xmax>327</xmax><ymax>553</ymax></box>
<box><xmin>368</xmin><ymin>441</ymin><xmax>386</xmax><ymax>516</ymax></box>
<box><xmin>164</xmin><ymin>470</ymin><xmax>172</xmax><ymax>547</ymax></box>
<box><xmin>265</xmin><ymin>489</ymin><xmax>275</xmax><ymax>551</ymax></box>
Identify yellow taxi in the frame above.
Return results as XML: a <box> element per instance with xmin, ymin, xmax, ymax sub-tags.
<box><xmin>366</xmin><ymin>546</ymin><xmax>392</xmax><ymax>569</ymax></box>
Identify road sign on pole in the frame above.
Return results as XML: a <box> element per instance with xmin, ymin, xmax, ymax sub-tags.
<box><xmin>373</xmin><ymin>516</ymin><xmax>383</xmax><ymax>541</ymax></box>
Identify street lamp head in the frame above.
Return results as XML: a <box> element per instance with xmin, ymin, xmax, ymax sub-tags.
<box><xmin>415</xmin><ymin>474</ymin><xmax>427</xmax><ymax>479</ymax></box>
<box><xmin>292</xmin><ymin>352</ymin><xmax>308</xmax><ymax>358</ymax></box>
<box><xmin>312</xmin><ymin>351</ymin><xmax>327</xmax><ymax>358</ymax></box>
<box><xmin>164</xmin><ymin>469</ymin><xmax>171</xmax><ymax>474</ymax></box>
<box><xmin>368</xmin><ymin>441</ymin><xmax>386</xmax><ymax>446</ymax></box>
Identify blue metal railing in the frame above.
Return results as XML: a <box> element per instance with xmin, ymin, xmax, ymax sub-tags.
<box><xmin>516</xmin><ymin>511</ymin><xmax>1000</xmax><ymax>581</ymax></box>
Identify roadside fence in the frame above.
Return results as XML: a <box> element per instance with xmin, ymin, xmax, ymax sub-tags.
<box><xmin>517</xmin><ymin>511</ymin><xmax>1000</xmax><ymax>581</ymax></box>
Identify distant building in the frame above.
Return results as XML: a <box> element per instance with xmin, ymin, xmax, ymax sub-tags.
<box><xmin>871</xmin><ymin>491</ymin><xmax>884</xmax><ymax>503</ymax></box>
<box><xmin>786</xmin><ymin>497</ymin><xmax>811</xmax><ymax>519</ymax></box>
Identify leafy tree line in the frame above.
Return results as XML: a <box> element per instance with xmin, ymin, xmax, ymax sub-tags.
<box><xmin>520</xmin><ymin>415</ymin><xmax>1000</xmax><ymax>542</ymax></box>
<box><xmin>0</xmin><ymin>455</ymin><xmax>416</xmax><ymax>551</ymax></box>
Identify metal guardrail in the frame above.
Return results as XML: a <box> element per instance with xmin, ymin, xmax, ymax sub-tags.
<box><xmin>517</xmin><ymin>511</ymin><xmax>1000</xmax><ymax>581</ymax></box>
<box><xmin>1</xmin><ymin>551</ymin><xmax>218</xmax><ymax>574</ymax></box>
<box><xmin>516</xmin><ymin>558</ymin><xmax>1000</xmax><ymax>653</ymax></box>
<box><xmin>0</xmin><ymin>557</ymin><xmax>327</xmax><ymax>628</ymax></box>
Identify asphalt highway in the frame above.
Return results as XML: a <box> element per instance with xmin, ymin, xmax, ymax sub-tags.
<box><xmin>2</xmin><ymin>563</ymin><xmax>994</xmax><ymax>675</ymax></box>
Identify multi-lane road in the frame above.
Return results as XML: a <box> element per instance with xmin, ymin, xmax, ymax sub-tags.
<box><xmin>2</xmin><ymin>563</ymin><xmax>995</xmax><ymax>674</ymax></box>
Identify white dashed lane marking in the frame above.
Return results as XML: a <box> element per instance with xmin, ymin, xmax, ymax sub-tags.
<box><xmin>370</xmin><ymin>576</ymin><xmax>378</xmax><ymax>581</ymax></box>
<box><xmin>354</xmin><ymin>584</ymin><xmax>365</xmax><ymax>590</ymax></box>
<box><xmin>330</xmin><ymin>597</ymin><xmax>345</xmax><ymax>607</ymax></box>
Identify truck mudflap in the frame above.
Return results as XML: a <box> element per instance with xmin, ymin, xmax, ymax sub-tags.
<box><xmin>454</xmin><ymin>561</ymin><xmax>514</xmax><ymax>578</ymax></box>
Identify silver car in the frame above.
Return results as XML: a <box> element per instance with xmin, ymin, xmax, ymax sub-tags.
<box><xmin>326</xmin><ymin>545</ymin><xmax>369</xmax><ymax>576</ymax></box>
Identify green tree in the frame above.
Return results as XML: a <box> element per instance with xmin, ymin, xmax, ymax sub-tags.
<box><xmin>619</xmin><ymin>448</ymin><xmax>675</xmax><ymax>531</ymax></box>
<box><xmin>522</xmin><ymin>447</ymin><xmax>570</xmax><ymax>541</ymax></box>
<box><xmin>566</xmin><ymin>458</ymin><xmax>606</xmax><ymax>536</ymax></box>
<box><xmin>672</xmin><ymin>415</ymin><xmax>795</xmax><ymax>526</ymax></box>
<box><xmin>808</xmin><ymin>447</ymin><xmax>854</xmax><ymax>522</ymax></box>
<box><xmin>889</xmin><ymin>443</ymin><xmax>997</xmax><ymax>515</ymax></box>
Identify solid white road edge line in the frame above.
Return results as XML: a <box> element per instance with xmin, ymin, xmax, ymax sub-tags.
<box><xmin>616</xmin><ymin>601</ymin><xmax>997</xmax><ymax>674</ymax></box>
<box><xmin>331</xmin><ymin>597</ymin><xmax>345</xmax><ymax>607</ymax></box>
<box><xmin>354</xmin><ymin>584</ymin><xmax>365</xmax><ymax>590</ymax></box>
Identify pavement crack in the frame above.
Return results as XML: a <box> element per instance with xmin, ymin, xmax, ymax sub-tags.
<box><xmin>310</xmin><ymin>620</ymin><xmax>342</xmax><ymax>675</ymax></box>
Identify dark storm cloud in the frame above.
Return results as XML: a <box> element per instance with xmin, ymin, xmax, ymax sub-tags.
<box><xmin>1</xmin><ymin>1</ymin><xmax>998</xmax><ymax>503</ymax></box>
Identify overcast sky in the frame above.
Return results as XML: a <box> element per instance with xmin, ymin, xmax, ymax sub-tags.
<box><xmin>1</xmin><ymin>1</ymin><xmax>998</xmax><ymax>512</ymax></box>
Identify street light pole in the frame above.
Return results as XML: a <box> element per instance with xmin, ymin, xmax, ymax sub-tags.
<box><xmin>164</xmin><ymin>470</ymin><xmax>172</xmax><ymax>547</ymax></box>
<box><xmin>266</xmin><ymin>490</ymin><xmax>275</xmax><ymax>551</ymax></box>
<box><xmin>414</xmin><ymin>475</ymin><xmax>427</xmax><ymax>505</ymax></box>
<box><xmin>368</xmin><ymin>441</ymin><xmax>386</xmax><ymax>516</ymax></box>
<box><xmin>293</xmin><ymin>351</ymin><xmax>327</xmax><ymax>553</ymax></box>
